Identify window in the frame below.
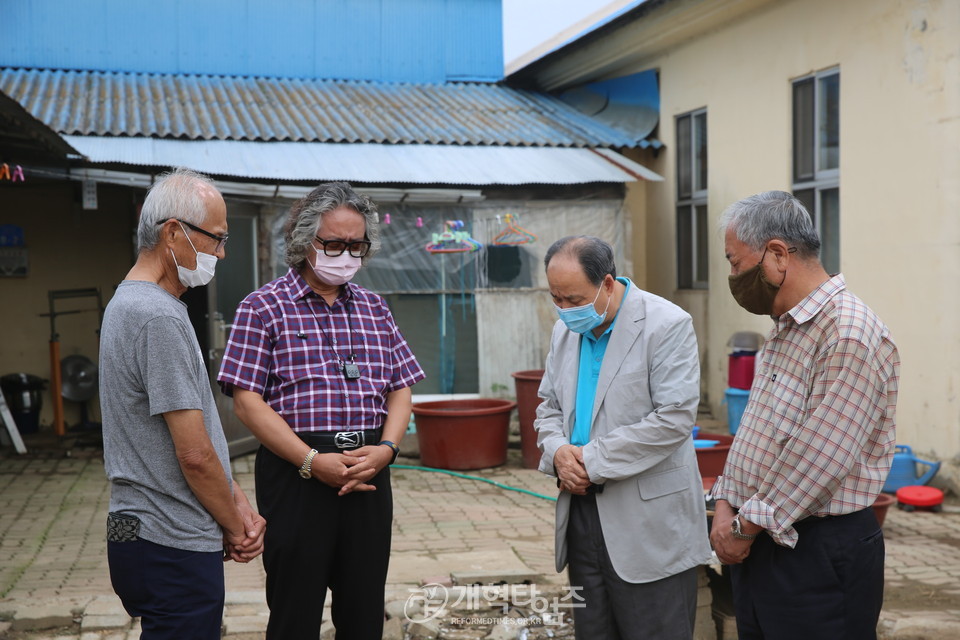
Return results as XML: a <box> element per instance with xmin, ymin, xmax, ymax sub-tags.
<box><xmin>676</xmin><ymin>109</ymin><xmax>708</xmax><ymax>289</ymax></box>
<box><xmin>793</xmin><ymin>69</ymin><xmax>840</xmax><ymax>274</ymax></box>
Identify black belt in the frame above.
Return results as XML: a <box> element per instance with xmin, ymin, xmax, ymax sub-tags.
<box><xmin>298</xmin><ymin>429</ymin><xmax>382</xmax><ymax>452</ymax></box>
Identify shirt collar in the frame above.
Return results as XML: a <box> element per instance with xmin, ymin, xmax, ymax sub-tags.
<box><xmin>283</xmin><ymin>268</ymin><xmax>313</xmax><ymax>301</ymax></box>
<box><xmin>782</xmin><ymin>273</ymin><xmax>846</xmax><ymax>326</ymax></box>
<box><xmin>283</xmin><ymin>267</ymin><xmax>355</xmax><ymax>304</ymax></box>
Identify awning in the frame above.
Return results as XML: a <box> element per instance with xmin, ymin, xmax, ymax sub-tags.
<box><xmin>63</xmin><ymin>136</ymin><xmax>664</xmax><ymax>185</ymax></box>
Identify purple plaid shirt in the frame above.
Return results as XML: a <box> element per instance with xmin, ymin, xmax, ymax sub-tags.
<box><xmin>217</xmin><ymin>268</ymin><xmax>425</xmax><ymax>433</ymax></box>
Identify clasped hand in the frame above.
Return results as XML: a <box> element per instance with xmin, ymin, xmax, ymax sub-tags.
<box><xmin>554</xmin><ymin>444</ymin><xmax>592</xmax><ymax>495</ymax></box>
<box><xmin>310</xmin><ymin>446</ymin><xmax>393</xmax><ymax>496</ymax></box>
<box><xmin>709</xmin><ymin>499</ymin><xmax>754</xmax><ymax>564</ymax></box>
<box><xmin>223</xmin><ymin>496</ymin><xmax>266</xmax><ymax>564</ymax></box>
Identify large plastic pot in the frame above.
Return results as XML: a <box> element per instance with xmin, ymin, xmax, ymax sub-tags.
<box><xmin>872</xmin><ymin>492</ymin><xmax>895</xmax><ymax>527</ymax></box>
<box><xmin>412</xmin><ymin>398</ymin><xmax>516</xmax><ymax>470</ymax></box>
<box><xmin>511</xmin><ymin>369</ymin><xmax>545</xmax><ymax>469</ymax></box>
<box><xmin>695</xmin><ymin>434</ymin><xmax>735</xmax><ymax>478</ymax></box>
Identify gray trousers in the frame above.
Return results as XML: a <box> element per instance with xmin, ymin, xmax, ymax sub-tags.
<box><xmin>567</xmin><ymin>492</ymin><xmax>697</xmax><ymax>640</ymax></box>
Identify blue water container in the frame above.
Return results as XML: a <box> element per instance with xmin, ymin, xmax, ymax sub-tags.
<box><xmin>725</xmin><ymin>388</ymin><xmax>750</xmax><ymax>435</ymax></box>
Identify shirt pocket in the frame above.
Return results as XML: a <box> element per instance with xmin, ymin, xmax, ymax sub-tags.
<box><xmin>274</xmin><ymin>329</ymin><xmax>337</xmax><ymax>383</ymax></box>
<box><xmin>765</xmin><ymin>370</ymin><xmax>809</xmax><ymax>445</ymax></box>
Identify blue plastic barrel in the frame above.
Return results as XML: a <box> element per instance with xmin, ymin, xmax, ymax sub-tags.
<box><xmin>725</xmin><ymin>388</ymin><xmax>750</xmax><ymax>435</ymax></box>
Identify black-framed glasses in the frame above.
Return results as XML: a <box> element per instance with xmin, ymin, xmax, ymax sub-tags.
<box><xmin>159</xmin><ymin>218</ymin><xmax>229</xmax><ymax>252</ymax></box>
<box><xmin>314</xmin><ymin>236</ymin><xmax>371</xmax><ymax>258</ymax></box>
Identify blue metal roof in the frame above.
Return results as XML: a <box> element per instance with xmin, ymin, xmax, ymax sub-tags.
<box><xmin>0</xmin><ymin>68</ymin><xmax>641</xmax><ymax>148</ymax></box>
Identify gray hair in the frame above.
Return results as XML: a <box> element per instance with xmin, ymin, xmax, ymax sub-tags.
<box><xmin>719</xmin><ymin>190</ymin><xmax>821</xmax><ymax>258</ymax></box>
<box><xmin>284</xmin><ymin>182</ymin><xmax>381</xmax><ymax>268</ymax></box>
<box><xmin>544</xmin><ymin>236</ymin><xmax>617</xmax><ymax>285</ymax></box>
<box><xmin>137</xmin><ymin>168</ymin><xmax>220</xmax><ymax>252</ymax></box>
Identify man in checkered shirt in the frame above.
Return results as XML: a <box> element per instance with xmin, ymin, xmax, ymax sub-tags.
<box><xmin>710</xmin><ymin>191</ymin><xmax>900</xmax><ymax>640</ymax></box>
<box><xmin>218</xmin><ymin>182</ymin><xmax>425</xmax><ymax>640</ymax></box>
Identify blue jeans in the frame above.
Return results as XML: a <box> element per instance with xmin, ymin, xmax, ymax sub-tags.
<box><xmin>108</xmin><ymin>537</ymin><xmax>225</xmax><ymax>640</ymax></box>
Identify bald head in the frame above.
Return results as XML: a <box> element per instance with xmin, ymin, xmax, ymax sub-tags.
<box><xmin>543</xmin><ymin>235</ymin><xmax>617</xmax><ymax>285</ymax></box>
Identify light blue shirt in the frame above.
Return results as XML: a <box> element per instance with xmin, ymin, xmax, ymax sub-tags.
<box><xmin>571</xmin><ymin>277</ymin><xmax>632</xmax><ymax>446</ymax></box>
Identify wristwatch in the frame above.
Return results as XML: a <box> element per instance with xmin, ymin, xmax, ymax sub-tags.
<box><xmin>378</xmin><ymin>440</ymin><xmax>400</xmax><ymax>465</ymax></box>
<box><xmin>299</xmin><ymin>448</ymin><xmax>319</xmax><ymax>479</ymax></box>
<box><xmin>731</xmin><ymin>514</ymin><xmax>759</xmax><ymax>541</ymax></box>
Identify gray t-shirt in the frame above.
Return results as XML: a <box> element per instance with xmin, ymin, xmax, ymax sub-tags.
<box><xmin>100</xmin><ymin>280</ymin><xmax>232</xmax><ymax>552</ymax></box>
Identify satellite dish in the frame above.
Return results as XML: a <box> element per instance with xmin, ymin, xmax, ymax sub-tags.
<box><xmin>60</xmin><ymin>355</ymin><xmax>98</xmax><ymax>403</ymax></box>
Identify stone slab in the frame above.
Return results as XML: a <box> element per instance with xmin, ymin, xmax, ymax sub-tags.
<box><xmin>83</xmin><ymin>595</ymin><xmax>126</xmax><ymax>617</ymax></box>
<box><xmin>81</xmin><ymin>614</ymin><xmax>132</xmax><ymax>631</ymax></box>
<box><xmin>222</xmin><ymin>614</ymin><xmax>269</xmax><ymax>635</ymax></box>
<box><xmin>9</xmin><ymin>602</ymin><xmax>78</xmax><ymax>631</ymax></box>
<box><xmin>224</xmin><ymin>590</ymin><xmax>268</xmax><ymax>605</ymax></box>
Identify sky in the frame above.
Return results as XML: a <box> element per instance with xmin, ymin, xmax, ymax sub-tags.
<box><xmin>502</xmin><ymin>0</ymin><xmax>628</xmax><ymax>67</ymax></box>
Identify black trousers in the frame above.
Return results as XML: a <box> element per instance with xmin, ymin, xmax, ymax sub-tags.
<box><xmin>255</xmin><ymin>445</ymin><xmax>393</xmax><ymax>640</ymax></box>
<box><xmin>730</xmin><ymin>508</ymin><xmax>884</xmax><ymax>640</ymax></box>
<box><xmin>567</xmin><ymin>492</ymin><xmax>698</xmax><ymax>640</ymax></box>
<box><xmin>108</xmin><ymin>538</ymin><xmax>224</xmax><ymax>640</ymax></box>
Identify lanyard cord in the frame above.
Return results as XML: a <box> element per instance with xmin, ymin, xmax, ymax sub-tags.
<box><xmin>304</xmin><ymin>292</ymin><xmax>359</xmax><ymax>428</ymax></box>
<box><xmin>309</xmin><ymin>294</ymin><xmax>356</xmax><ymax>368</ymax></box>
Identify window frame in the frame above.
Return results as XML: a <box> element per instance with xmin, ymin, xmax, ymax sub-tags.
<box><xmin>676</xmin><ymin>108</ymin><xmax>708</xmax><ymax>290</ymax></box>
<box><xmin>792</xmin><ymin>67</ymin><xmax>840</xmax><ymax>274</ymax></box>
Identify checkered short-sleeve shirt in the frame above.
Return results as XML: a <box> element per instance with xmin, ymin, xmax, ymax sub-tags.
<box><xmin>217</xmin><ymin>268</ymin><xmax>425</xmax><ymax>432</ymax></box>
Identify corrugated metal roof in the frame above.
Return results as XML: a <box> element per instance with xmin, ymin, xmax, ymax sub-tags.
<box><xmin>0</xmin><ymin>68</ymin><xmax>642</xmax><ymax>148</ymax></box>
<box><xmin>63</xmin><ymin>136</ymin><xmax>664</xmax><ymax>185</ymax></box>
<box><xmin>0</xmin><ymin>89</ymin><xmax>78</xmax><ymax>161</ymax></box>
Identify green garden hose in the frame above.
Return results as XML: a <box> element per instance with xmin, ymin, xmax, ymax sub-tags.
<box><xmin>393</xmin><ymin>464</ymin><xmax>557</xmax><ymax>502</ymax></box>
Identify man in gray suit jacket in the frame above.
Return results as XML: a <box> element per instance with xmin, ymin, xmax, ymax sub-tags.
<box><xmin>535</xmin><ymin>236</ymin><xmax>712</xmax><ymax>640</ymax></box>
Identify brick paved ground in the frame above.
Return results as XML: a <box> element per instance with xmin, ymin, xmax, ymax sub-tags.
<box><xmin>1</xmin><ymin>433</ymin><xmax>959</xmax><ymax>639</ymax></box>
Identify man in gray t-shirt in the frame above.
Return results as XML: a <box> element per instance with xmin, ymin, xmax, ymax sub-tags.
<box><xmin>101</xmin><ymin>280</ymin><xmax>233</xmax><ymax>550</ymax></box>
<box><xmin>99</xmin><ymin>168</ymin><xmax>265</xmax><ymax>640</ymax></box>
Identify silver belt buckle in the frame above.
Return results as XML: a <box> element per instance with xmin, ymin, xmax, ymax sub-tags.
<box><xmin>334</xmin><ymin>431</ymin><xmax>362</xmax><ymax>449</ymax></box>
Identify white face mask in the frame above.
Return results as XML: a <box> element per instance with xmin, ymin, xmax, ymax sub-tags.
<box><xmin>313</xmin><ymin>246</ymin><xmax>361</xmax><ymax>285</ymax></box>
<box><xmin>172</xmin><ymin>222</ymin><xmax>217</xmax><ymax>288</ymax></box>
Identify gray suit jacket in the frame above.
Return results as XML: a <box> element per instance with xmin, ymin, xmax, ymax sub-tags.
<box><xmin>535</xmin><ymin>283</ymin><xmax>712</xmax><ymax>583</ymax></box>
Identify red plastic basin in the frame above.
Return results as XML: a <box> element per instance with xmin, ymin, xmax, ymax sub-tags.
<box><xmin>896</xmin><ymin>485</ymin><xmax>944</xmax><ymax>507</ymax></box>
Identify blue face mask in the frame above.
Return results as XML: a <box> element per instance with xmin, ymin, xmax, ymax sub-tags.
<box><xmin>555</xmin><ymin>283</ymin><xmax>611</xmax><ymax>334</ymax></box>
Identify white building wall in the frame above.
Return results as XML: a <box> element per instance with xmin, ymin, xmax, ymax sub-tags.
<box><xmin>625</xmin><ymin>0</ymin><xmax>959</xmax><ymax>486</ymax></box>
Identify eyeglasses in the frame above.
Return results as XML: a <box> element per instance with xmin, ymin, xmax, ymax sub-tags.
<box><xmin>314</xmin><ymin>236</ymin><xmax>371</xmax><ymax>258</ymax></box>
<box><xmin>159</xmin><ymin>218</ymin><xmax>229</xmax><ymax>252</ymax></box>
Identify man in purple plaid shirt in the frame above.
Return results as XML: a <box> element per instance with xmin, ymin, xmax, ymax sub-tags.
<box><xmin>710</xmin><ymin>191</ymin><xmax>899</xmax><ymax>640</ymax></box>
<box><xmin>218</xmin><ymin>182</ymin><xmax>424</xmax><ymax>640</ymax></box>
